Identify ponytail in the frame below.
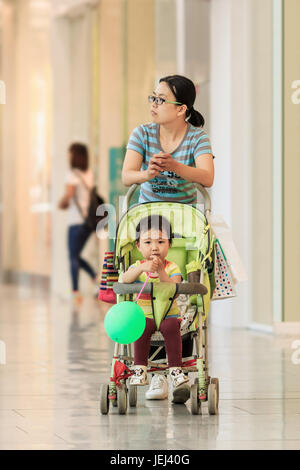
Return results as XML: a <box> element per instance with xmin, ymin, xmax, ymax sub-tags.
<box><xmin>186</xmin><ymin>107</ymin><xmax>205</xmax><ymax>127</ymax></box>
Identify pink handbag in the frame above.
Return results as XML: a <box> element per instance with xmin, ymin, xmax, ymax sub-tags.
<box><xmin>98</xmin><ymin>252</ymin><xmax>117</xmax><ymax>304</ymax></box>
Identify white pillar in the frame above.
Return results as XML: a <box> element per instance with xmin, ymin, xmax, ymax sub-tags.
<box><xmin>210</xmin><ymin>0</ymin><xmax>235</xmax><ymax>328</ymax></box>
<box><xmin>51</xmin><ymin>17</ymin><xmax>72</xmax><ymax>296</ymax></box>
<box><xmin>51</xmin><ymin>5</ymin><xmax>99</xmax><ymax>296</ymax></box>
<box><xmin>272</xmin><ymin>0</ymin><xmax>283</xmax><ymax>323</ymax></box>
<box><xmin>1</xmin><ymin>0</ymin><xmax>18</xmax><ymax>275</ymax></box>
<box><xmin>210</xmin><ymin>0</ymin><xmax>273</xmax><ymax>329</ymax></box>
<box><xmin>176</xmin><ymin>0</ymin><xmax>185</xmax><ymax>74</ymax></box>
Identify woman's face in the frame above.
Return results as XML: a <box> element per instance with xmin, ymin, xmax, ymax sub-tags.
<box><xmin>150</xmin><ymin>81</ymin><xmax>186</xmax><ymax>125</ymax></box>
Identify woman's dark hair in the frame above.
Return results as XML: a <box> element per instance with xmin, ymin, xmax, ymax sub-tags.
<box><xmin>69</xmin><ymin>143</ymin><xmax>89</xmax><ymax>171</ymax></box>
<box><xmin>159</xmin><ymin>75</ymin><xmax>205</xmax><ymax>127</ymax></box>
<box><xmin>135</xmin><ymin>215</ymin><xmax>173</xmax><ymax>245</ymax></box>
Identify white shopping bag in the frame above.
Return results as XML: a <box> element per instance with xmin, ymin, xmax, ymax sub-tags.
<box><xmin>212</xmin><ymin>239</ymin><xmax>237</xmax><ymax>300</ymax></box>
<box><xmin>210</xmin><ymin>214</ymin><xmax>248</xmax><ymax>285</ymax></box>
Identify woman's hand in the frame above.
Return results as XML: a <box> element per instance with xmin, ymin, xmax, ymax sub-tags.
<box><xmin>152</xmin><ymin>152</ymin><xmax>178</xmax><ymax>173</ymax></box>
<box><xmin>146</xmin><ymin>156</ymin><xmax>163</xmax><ymax>180</ymax></box>
<box><xmin>149</xmin><ymin>152</ymin><xmax>215</xmax><ymax>187</ymax></box>
<box><xmin>122</xmin><ymin>149</ymin><xmax>162</xmax><ymax>186</ymax></box>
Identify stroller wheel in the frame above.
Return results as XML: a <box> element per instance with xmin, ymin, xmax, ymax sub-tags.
<box><xmin>208</xmin><ymin>383</ymin><xmax>218</xmax><ymax>415</ymax></box>
<box><xmin>191</xmin><ymin>384</ymin><xmax>201</xmax><ymax>415</ymax></box>
<box><xmin>117</xmin><ymin>384</ymin><xmax>128</xmax><ymax>415</ymax></box>
<box><xmin>129</xmin><ymin>384</ymin><xmax>137</xmax><ymax>407</ymax></box>
<box><xmin>211</xmin><ymin>377</ymin><xmax>219</xmax><ymax>404</ymax></box>
<box><xmin>100</xmin><ymin>384</ymin><xmax>109</xmax><ymax>415</ymax></box>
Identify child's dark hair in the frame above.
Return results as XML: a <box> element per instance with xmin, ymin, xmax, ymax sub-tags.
<box><xmin>135</xmin><ymin>215</ymin><xmax>173</xmax><ymax>244</ymax></box>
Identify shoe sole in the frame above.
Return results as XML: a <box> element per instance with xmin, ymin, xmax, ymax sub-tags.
<box><xmin>172</xmin><ymin>385</ymin><xmax>190</xmax><ymax>404</ymax></box>
<box><xmin>145</xmin><ymin>393</ymin><xmax>168</xmax><ymax>400</ymax></box>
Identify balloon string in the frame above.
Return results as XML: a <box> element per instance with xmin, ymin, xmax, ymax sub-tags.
<box><xmin>135</xmin><ymin>273</ymin><xmax>151</xmax><ymax>302</ymax></box>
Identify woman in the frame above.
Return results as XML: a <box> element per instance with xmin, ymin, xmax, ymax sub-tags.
<box><xmin>58</xmin><ymin>143</ymin><xmax>97</xmax><ymax>304</ymax></box>
<box><xmin>122</xmin><ymin>74</ymin><xmax>215</xmax><ymax>401</ymax></box>
<box><xmin>122</xmin><ymin>74</ymin><xmax>214</xmax><ymax>202</ymax></box>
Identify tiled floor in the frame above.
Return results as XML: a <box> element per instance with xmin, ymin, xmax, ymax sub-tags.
<box><xmin>0</xmin><ymin>283</ymin><xmax>299</xmax><ymax>450</ymax></box>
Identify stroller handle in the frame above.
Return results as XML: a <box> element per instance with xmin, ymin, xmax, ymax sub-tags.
<box><xmin>122</xmin><ymin>183</ymin><xmax>211</xmax><ymax>215</ymax></box>
<box><xmin>113</xmin><ymin>282</ymin><xmax>208</xmax><ymax>296</ymax></box>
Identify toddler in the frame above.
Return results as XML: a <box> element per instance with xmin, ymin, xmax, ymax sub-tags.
<box><xmin>122</xmin><ymin>215</ymin><xmax>190</xmax><ymax>403</ymax></box>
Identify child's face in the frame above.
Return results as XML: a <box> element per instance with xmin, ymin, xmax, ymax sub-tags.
<box><xmin>137</xmin><ymin>229</ymin><xmax>170</xmax><ymax>260</ymax></box>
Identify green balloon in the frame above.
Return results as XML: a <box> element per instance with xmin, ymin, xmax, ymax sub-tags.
<box><xmin>104</xmin><ymin>301</ymin><xmax>146</xmax><ymax>344</ymax></box>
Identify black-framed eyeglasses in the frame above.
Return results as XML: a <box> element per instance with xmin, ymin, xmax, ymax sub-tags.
<box><xmin>148</xmin><ymin>95</ymin><xmax>183</xmax><ymax>106</ymax></box>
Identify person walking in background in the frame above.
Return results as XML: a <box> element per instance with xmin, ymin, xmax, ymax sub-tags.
<box><xmin>58</xmin><ymin>143</ymin><xmax>97</xmax><ymax>304</ymax></box>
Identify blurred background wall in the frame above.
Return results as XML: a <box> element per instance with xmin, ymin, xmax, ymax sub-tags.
<box><xmin>1</xmin><ymin>0</ymin><xmax>52</xmax><ymax>283</ymax></box>
<box><xmin>0</xmin><ymin>0</ymin><xmax>299</xmax><ymax>332</ymax></box>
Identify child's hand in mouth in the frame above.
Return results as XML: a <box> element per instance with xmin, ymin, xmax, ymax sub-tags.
<box><xmin>150</xmin><ymin>255</ymin><xmax>164</xmax><ymax>273</ymax></box>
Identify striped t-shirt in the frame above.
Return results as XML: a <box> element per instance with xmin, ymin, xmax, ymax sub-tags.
<box><xmin>126</xmin><ymin>123</ymin><xmax>214</xmax><ymax>203</ymax></box>
<box><xmin>129</xmin><ymin>259</ymin><xmax>181</xmax><ymax>319</ymax></box>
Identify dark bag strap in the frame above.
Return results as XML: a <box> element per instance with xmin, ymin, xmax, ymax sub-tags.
<box><xmin>72</xmin><ymin>169</ymin><xmax>92</xmax><ymax>222</ymax></box>
<box><xmin>73</xmin><ymin>195</ymin><xmax>85</xmax><ymax>222</ymax></box>
<box><xmin>73</xmin><ymin>169</ymin><xmax>93</xmax><ymax>192</ymax></box>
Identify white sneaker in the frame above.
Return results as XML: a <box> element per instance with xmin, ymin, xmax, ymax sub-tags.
<box><xmin>130</xmin><ymin>366</ymin><xmax>149</xmax><ymax>386</ymax></box>
<box><xmin>145</xmin><ymin>374</ymin><xmax>168</xmax><ymax>400</ymax></box>
<box><xmin>170</xmin><ymin>368</ymin><xmax>190</xmax><ymax>404</ymax></box>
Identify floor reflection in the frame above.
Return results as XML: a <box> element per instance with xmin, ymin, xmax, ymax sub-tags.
<box><xmin>0</xmin><ymin>284</ymin><xmax>299</xmax><ymax>450</ymax></box>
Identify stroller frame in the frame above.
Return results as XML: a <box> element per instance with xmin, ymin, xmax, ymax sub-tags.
<box><xmin>100</xmin><ymin>184</ymin><xmax>219</xmax><ymax>416</ymax></box>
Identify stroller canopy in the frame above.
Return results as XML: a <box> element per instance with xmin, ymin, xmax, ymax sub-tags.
<box><xmin>114</xmin><ymin>202</ymin><xmax>211</xmax><ymax>279</ymax></box>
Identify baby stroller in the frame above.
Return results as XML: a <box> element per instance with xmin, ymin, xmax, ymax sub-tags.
<box><xmin>100</xmin><ymin>183</ymin><xmax>218</xmax><ymax>415</ymax></box>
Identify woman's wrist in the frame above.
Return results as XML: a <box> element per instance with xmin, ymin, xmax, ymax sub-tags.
<box><xmin>141</xmin><ymin>170</ymin><xmax>152</xmax><ymax>183</ymax></box>
<box><xmin>122</xmin><ymin>170</ymin><xmax>149</xmax><ymax>186</ymax></box>
<box><xmin>171</xmin><ymin>160</ymin><xmax>181</xmax><ymax>175</ymax></box>
<box><xmin>171</xmin><ymin>160</ymin><xmax>202</xmax><ymax>183</ymax></box>
<box><xmin>171</xmin><ymin>160</ymin><xmax>214</xmax><ymax>186</ymax></box>
<box><xmin>131</xmin><ymin>170</ymin><xmax>150</xmax><ymax>184</ymax></box>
